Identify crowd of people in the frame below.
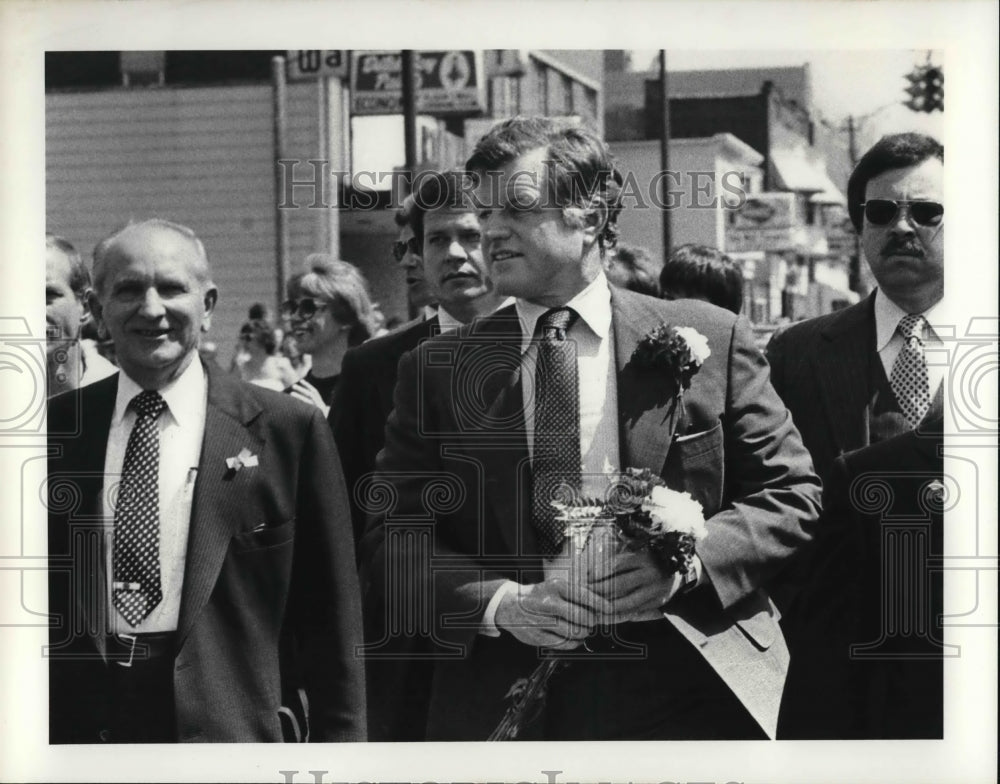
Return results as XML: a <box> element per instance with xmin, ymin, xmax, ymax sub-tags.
<box><xmin>45</xmin><ymin>116</ymin><xmax>945</xmax><ymax>744</ymax></box>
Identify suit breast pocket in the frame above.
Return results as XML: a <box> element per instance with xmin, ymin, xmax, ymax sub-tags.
<box><xmin>663</xmin><ymin>422</ymin><xmax>724</xmax><ymax>517</ymax></box>
<box><xmin>231</xmin><ymin>518</ymin><xmax>296</xmax><ymax>553</ymax></box>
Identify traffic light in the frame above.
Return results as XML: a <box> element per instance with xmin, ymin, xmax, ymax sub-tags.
<box><xmin>903</xmin><ymin>65</ymin><xmax>944</xmax><ymax>113</ymax></box>
<box><xmin>924</xmin><ymin>66</ymin><xmax>944</xmax><ymax>112</ymax></box>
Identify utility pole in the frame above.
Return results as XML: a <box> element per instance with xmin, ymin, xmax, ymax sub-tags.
<box><xmin>271</xmin><ymin>55</ymin><xmax>290</xmax><ymax>315</ymax></box>
<box><xmin>845</xmin><ymin>114</ymin><xmax>869</xmax><ymax>296</ymax></box>
<box><xmin>402</xmin><ymin>50</ymin><xmax>418</xmax><ymax>196</ymax></box>
<box><xmin>659</xmin><ymin>50</ymin><xmax>672</xmax><ymax>260</ymax></box>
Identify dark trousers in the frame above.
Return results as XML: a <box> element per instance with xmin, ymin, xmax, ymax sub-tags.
<box><xmin>105</xmin><ymin>633</ymin><xmax>177</xmax><ymax>743</ymax></box>
<box><xmin>543</xmin><ymin>619</ymin><xmax>766</xmax><ymax>740</ymax></box>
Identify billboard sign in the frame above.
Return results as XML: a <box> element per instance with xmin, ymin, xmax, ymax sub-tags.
<box><xmin>287</xmin><ymin>50</ymin><xmax>349</xmax><ymax>81</ymax></box>
<box><xmin>351</xmin><ymin>50</ymin><xmax>485</xmax><ymax>115</ymax></box>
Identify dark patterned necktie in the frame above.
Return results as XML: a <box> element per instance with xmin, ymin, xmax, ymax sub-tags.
<box><xmin>530</xmin><ymin>307</ymin><xmax>582</xmax><ymax>556</ymax></box>
<box><xmin>890</xmin><ymin>314</ymin><xmax>932</xmax><ymax>427</ymax></box>
<box><xmin>113</xmin><ymin>390</ymin><xmax>167</xmax><ymax>627</ymax></box>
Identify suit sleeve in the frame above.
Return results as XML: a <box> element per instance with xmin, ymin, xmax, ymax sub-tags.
<box><xmin>697</xmin><ymin>316</ymin><xmax>824</xmax><ymax>608</ymax></box>
<box><xmin>764</xmin><ymin>325</ymin><xmax>788</xmax><ymax>402</ymax></box>
<box><xmin>329</xmin><ymin>347</ymin><xmax>372</xmax><ymax>556</ymax></box>
<box><xmin>292</xmin><ymin>406</ymin><xmax>367</xmax><ymax>741</ymax></box>
<box><xmin>358</xmin><ymin>346</ymin><xmax>510</xmax><ymax>654</ymax></box>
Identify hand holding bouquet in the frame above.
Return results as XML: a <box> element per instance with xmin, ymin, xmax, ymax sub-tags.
<box><xmin>490</xmin><ymin>469</ymin><xmax>707</xmax><ymax>740</ymax></box>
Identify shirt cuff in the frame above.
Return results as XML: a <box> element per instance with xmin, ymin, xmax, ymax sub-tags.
<box><xmin>479</xmin><ymin>580</ymin><xmax>520</xmax><ymax>637</ymax></box>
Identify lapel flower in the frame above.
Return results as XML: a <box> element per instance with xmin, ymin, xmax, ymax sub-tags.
<box><xmin>226</xmin><ymin>447</ymin><xmax>259</xmax><ymax>472</ymax></box>
<box><xmin>630</xmin><ymin>322</ymin><xmax>710</xmax><ymax>393</ymax></box>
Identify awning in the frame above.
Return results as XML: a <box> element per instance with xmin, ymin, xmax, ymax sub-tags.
<box><xmin>771</xmin><ymin>150</ymin><xmax>847</xmax><ymax>206</ymax></box>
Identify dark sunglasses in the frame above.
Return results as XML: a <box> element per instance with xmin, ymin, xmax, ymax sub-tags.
<box><xmin>391</xmin><ymin>237</ymin><xmax>421</xmax><ymax>261</ymax></box>
<box><xmin>862</xmin><ymin>199</ymin><xmax>944</xmax><ymax>227</ymax></box>
<box><xmin>279</xmin><ymin>297</ymin><xmax>328</xmax><ymax>320</ymax></box>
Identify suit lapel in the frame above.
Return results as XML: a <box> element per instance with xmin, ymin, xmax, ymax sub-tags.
<box><xmin>466</xmin><ymin>308</ymin><xmax>534</xmax><ymax>556</ymax></box>
<box><xmin>814</xmin><ymin>295</ymin><xmax>877</xmax><ymax>455</ymax></box>
<box><xmin>70</xmin><ymin>375</ymin><xmax>119</xmax><ymax>659</ymax></box>
<box><xmin>176</xmin><ymin>364</ymin><xmax>265</xmax><ymax>643</ymax></box>
<box><xmin>611</xmin><ymin>288</ymin><xmax>681</xmax><ymax>475</ymax></box>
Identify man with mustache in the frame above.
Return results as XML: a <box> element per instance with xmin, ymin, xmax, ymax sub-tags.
<box><xmin>766</xmin><ymin>134</ymin><xmax>947</xmax><ymax>737</ymax></box>
<box><xmin>767</xmin><ymin>132</ymin><xmax>945</xmax><ymax>481</ymax></box>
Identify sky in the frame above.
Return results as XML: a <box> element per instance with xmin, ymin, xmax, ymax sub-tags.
<box><xmin>356</xmin><ymin>48</ymin><xmax>946</xmax><ymax>176</ymax></box>
<box><xmin>632</xmin><ymin>48</ymin><xmax>945</xmax><ymax>150</ymax></box>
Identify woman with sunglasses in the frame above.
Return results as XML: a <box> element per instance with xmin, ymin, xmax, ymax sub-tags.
<box><xmin>282</xmin><ymin>255</ymin><xmax>378</xmax><ymax>415</ymax></box>
<box><xmin>235</xmin><ymin>318</ymin><xmax>299</xmax><ymax>391</ymax></box>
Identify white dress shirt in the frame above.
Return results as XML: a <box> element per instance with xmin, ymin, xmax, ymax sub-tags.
<box><xmin>482</xmin><ymin>274</ymin><xmax>623</xmax><ymax>633</ymax></box>
<box><xmin>873</xmin><ymin>288</ymin><xmax>948</xmax><ymax>399</ymax></box>
<box><xmin>103</xmin><ymin>357</ymin><xmax>207</xmax><ymax>633</ymax></box>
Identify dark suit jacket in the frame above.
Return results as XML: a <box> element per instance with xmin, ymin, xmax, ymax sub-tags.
<box><xmin>778</xmin><ymin>417</ymin><xmax>944</xmax><ymax>738</ymax></box>
<box><xmin>360</xmin><ymin>287</ymin><xmax>822</xmax><ymax>740</ymax></box>
<box><xmin>47</xmin><ymin>362</ymin><xmax>366</xmax><ymax>743</ymax></box>
<box><xmin>330</xmin><ymin>315</ymin><xmax>439</xmax><ymax>549</ymax></box>
<box><xmin>766</xmin><ymin>294</ymin><xmax>879</xmax><ymax>482</ymax></box>
<box><xmin>329</xmin><ymin>314</ymin><xmax>440</xmax><ymax>742</ymax></box>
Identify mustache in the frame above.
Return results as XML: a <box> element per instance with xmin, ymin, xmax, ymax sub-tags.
<box><xmin>882</xmin><ymin>238</ymin><xmax>925</xmax><ymax>256</ymax></box>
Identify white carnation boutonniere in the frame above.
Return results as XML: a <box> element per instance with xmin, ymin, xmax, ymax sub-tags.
<box><xmin>630</xmin><ymin>322</ymin><xmax>710</xmax><ymax>395</ymax></box>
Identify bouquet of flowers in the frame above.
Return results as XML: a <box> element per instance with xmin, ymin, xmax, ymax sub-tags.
<box><xmin>488</xmin><ymin>469</ymin><xmax>707</xmax><ymax>741</ymax></box>
<box><xmin>488</xmin><ymin>322</ymin><xmax>710</xmax><ymax>741</ymax></box>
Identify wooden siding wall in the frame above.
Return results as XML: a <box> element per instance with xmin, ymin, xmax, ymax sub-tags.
<box><xmin>46</xmin><ymin>83</ymin><xmax>326</xmax><ymax>367</ymax></box>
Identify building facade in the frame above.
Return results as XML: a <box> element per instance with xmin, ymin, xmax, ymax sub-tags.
<box><xmin>603</xmin><ymin>53</ymin><xmax>859</xmax><ymax>323</ymax></box>
<box><xmin>45</xmin><ymin>49</ymin><xmax>603</xmax><ymax>365</ymax></box>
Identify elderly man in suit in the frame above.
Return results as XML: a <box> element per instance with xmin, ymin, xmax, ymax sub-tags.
<box><xmin>360</xmin><ymin>117</ymin><xmax>822</xmax><ymax>741</ymax></box>
<box><xmin>47</xmin><ymin>218</ymin><xmax>365</xmax><ymax>743</ymax></box>
<box><xmin>766</xmin><ymin>133</ymin><xmax>945</xmax><ymax>482</ymax></box>
<box><xmin>332</xmin><ymin>171</ymin><xmax>507</xmax><ymax>741</ymax></box>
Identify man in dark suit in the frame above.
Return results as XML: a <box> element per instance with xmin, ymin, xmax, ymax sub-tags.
<box><xmin>779</xmin><ymin>415</ymin><xmax>945</xmax><ymax>738</ymax></box>
<box><xmin>331</xmin><ymin>171</ymin><xmax>506</xmax><ymax>741</ymax></box>
<box><xmin>360</xmin><ymin>117</ymin><xmax>822</xmax><ymax>740</ymax></box>
<box><xmin>331</xmin><ymin>171</ymin><xmax>506</xmax><ymax>549</ymax></box>
<box><xmin>47</xmin><ymin>218</ymin><xmax>365</xmax><ymax>743</ymax></box>
<box><xmin>766</xmin><ymin>134</ymin><xmax>947</xmax><ymax>725</ymax></box>
<box><xmin>766</xmin><ymin>132</ymin><xmax>945</xmax><ymax>482</ymax></box>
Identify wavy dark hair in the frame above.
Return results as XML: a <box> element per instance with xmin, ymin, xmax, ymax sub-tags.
<box><xmin>660</xmin><ymin>244</ymin><xmax>743</xmax><ymax>315</ymax></box>
<box><xmin>465</xmin><ymin>116</ymin><xmax>623</xmax><ymax>255</ymax></box>
<box><xmin>847</xmin><ymin>133</ymin><xmax>943</xmax><ymax>233</ymax></box>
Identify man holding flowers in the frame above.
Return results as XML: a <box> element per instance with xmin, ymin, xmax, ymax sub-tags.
<box><xmin>361</xmin><ymin>117</ymin><xmax>821</xmax><ymax>740</ymax></box>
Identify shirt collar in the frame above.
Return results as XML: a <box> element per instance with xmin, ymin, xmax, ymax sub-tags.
<box><xmin>437</xmin><ymin>297</ymin><xmax>516</xmax><ymax>333</ymax></box>
<box><xmin>113</xmin><ymin>355</ymin><xmax>206</xmax><ymax>427</ymax></box>
<box><xmin>874</xmin><ymin>287</ymin><xmax>947</xmax><ymax>349</ymax></box>
<box><xmin>515</xmin><ymin>272</ymin><xmax>613</xmax><ymax>353</ymax></box>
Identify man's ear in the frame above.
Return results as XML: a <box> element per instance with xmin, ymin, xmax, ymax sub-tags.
<box><xmin>201</xmin><ymin>285</ymin><xmax>219</xmax><ymax>333</ymax></box>
<box><xmin>78</xmin><ymin>289</ymin><xmax>93</xmax><ymax>326</ymax></box>
<box><xmin>581</xmin><ymin>197</ymin><xmax>609</xmax><ymax>249</ymax></box>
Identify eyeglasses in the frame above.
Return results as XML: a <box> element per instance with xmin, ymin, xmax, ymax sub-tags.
<box><xmin>391</xmin><ymin>237</ymin><xmax>421</xmax><ymax>261</ymax></box>
<box><xmin>280</xmin><ymin>298</ymin><xmax>328</xmax><ymax>320</ymax></box>
<box><xmin>862</xmin><ymin>199</ymin><xmax>944</xmax><ymax>227</ymax></box>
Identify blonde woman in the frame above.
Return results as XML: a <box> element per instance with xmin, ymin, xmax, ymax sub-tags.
<box><xmin>282</xmin><ymin>255</ymin><xmax>378</xmax><ymax>415</ymax></box>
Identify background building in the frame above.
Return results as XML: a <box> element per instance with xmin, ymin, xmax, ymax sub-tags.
<box><xmin>45</xmin><ymin>49</ymin><xmax>603</xmax><ymax>366</ymax></box>
<box><xmin>603</xmin><ymin>52</ymin><xmax>859</xmax><ymax>323</ymax></box>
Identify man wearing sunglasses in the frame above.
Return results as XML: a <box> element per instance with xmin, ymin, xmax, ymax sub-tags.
<box><xmin>767</xmin><ymin>132</ymin><xmax>945</xmax><ymax>482</ymax></box>
<box><xmin>393</xmin><ymin>195</ymin><xmax>438</xmax><ymax>319</ymax></box>
<box><xmin>767</xmin><ymin>134</ymin><xmax>947</xmax><ymax>737</ymax></box>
